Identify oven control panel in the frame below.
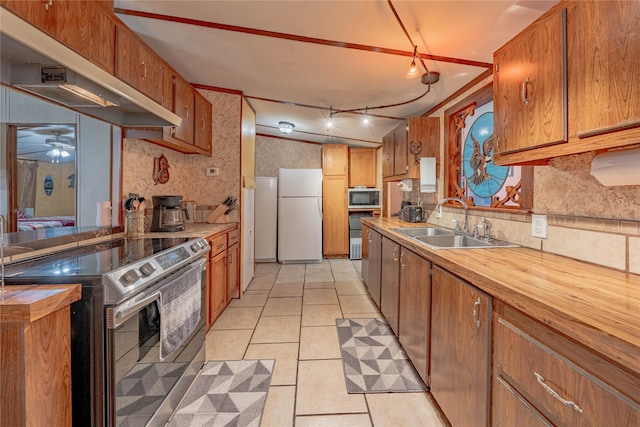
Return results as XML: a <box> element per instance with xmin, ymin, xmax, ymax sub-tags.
<box><xmin>103</xmin><ymin>237</ymin><xmax>210</xmax><ymax>305</ymax></box>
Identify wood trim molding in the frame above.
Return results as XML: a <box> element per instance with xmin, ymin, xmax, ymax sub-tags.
<box><xmin>114</xmin><ymin>8</ymin><xmax>492</xmax><ymax>69</ymax></box>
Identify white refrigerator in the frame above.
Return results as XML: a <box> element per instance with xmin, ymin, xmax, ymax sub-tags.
<box><xmin>242</xmin><ymin>187</ymin><xmax>255</xmax><ymax>291</ymax></box>
<box><xmin>255</xmin><ymin>177</ymin><xmax>278</xmax><ymax>262</ymax></box>
<box><xmin>278</xmin><ymin>168</ymin><xmax>323</xmax><ymax>263</ymax></box>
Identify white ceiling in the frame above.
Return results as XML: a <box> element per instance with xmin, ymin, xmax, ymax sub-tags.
<box><xmin>113</xmin><ymin>0</ymin><xmax>557</xmax><ymax>147</ymax></box>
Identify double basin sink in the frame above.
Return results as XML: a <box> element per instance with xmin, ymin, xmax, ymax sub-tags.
<box><xmin>390</xmin><ymin>226</ymin><xmax>519</xmax><ymax>249</ymax></box>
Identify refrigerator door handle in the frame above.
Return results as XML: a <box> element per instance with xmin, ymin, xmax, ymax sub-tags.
<box><xmin>317</xmin><ymin>185</ymin><xmax>323</xmax><ymax>218</ymax></box>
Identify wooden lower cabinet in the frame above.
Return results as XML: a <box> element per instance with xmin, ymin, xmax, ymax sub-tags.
<box><xmin>398</xmin><ymin>247</ymin><xmax>430</xmax><ymax>384</ymax></box>
<box><xmin>322</xmin><ymin>174</ymin><xmax>349</xmax><ymax>257</ymax></box>
<box><xmin>206</xmin><ymin>232</ymin><xmax>228</xmax><ymax>330</ymax></box>
<box><xmin>380</xmin><ymin>236</ymin><xmax>400</xmax><ymax>335</ymax></box>
<box><xmin>430</xmin><ymin>266</ymin><xmax>491</xmax><ymax>427</ymax></box>
<box><xmin>363</xmin><ymin>227</ymin><xmax>382</xmax><ymax>307</ymax></box>
<box><xmin>494</xmin><ymin>376</ymin><xmax>552</xmax><ymax>427</ymax></box>
<box><xmin>226</xmin><ymin>242</ymin><xmax>239</xmax><ymax>300</ymax></box>
<box><xmin>493</xmin><ymin>304</ymin><xmax>640</xmax><ymax>427</ymax></box>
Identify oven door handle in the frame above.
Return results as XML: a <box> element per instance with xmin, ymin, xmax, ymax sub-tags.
<box><xmin>111</xmin><ymin>291</ymin><xmax>161</xmax><ymax>329</ymax></box>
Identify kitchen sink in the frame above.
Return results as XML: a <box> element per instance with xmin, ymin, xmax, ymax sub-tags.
<box><xmin>390</xmin><ymin>227</ymin><xmax>455</xmax><ymax>237</ymax></box>
<box><xmin>414</xmin><ymin>234</ymin><xmax>519</xmax><ymax>249</ymax></box>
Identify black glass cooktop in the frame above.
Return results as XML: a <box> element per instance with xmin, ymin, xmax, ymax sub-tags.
<box><xmin>4</xmin><ymin>238</ymin><xmax>191</xmax><ymax>282</ymax></box>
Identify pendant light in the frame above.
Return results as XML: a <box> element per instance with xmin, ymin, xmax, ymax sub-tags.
<box><xmin>406</xmin><ymin>45</ymin><xmax>420</xmax><ymax>79</ymax></box>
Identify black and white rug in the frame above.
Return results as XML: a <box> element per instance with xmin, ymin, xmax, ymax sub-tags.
<box><xmin>336</xmin><ymin>318</ymin><xmax>427</xmax><ymax>394</ymax></box>
<box><xmin>168</xmin><ymin>360</ymin><xmax>274</xmax><ymax>427</ymax></box>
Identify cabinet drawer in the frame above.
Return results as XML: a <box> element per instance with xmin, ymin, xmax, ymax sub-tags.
<box><xmin>227</xmin><ymin>229</ymin><xmax>239</xmax><ymax>246</ymax></box>
<box><xmin>496</xmin><ymin>318</ymin><xmax>640</xmax><ymax>426</ymax></box>
<box><xmin>208</xmin><ymin>234</ymin><xmax>227</xmax><ymax>256</ymax></box>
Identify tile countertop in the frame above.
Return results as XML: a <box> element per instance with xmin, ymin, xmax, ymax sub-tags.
<box><xmin>362</xmin><ymin>217</ymin><xmax>640</xmax><ymax>377</ymax></box>
<box><xmin>137</xmin><ymin>223</ymin><xmax>237</xmax><ymax>239</ymax></box>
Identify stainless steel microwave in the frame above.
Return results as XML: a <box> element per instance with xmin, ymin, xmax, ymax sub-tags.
<box><xmin>348</xmin><ymin>188</ymin><xmax>381</xmax><ymax>209</ymax></box>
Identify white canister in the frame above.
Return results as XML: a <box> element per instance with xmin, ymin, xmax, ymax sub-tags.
<box><xmin>96</xmin><ymin>201</ymin><xmax>112</xmax><ymax>228</ymax></box>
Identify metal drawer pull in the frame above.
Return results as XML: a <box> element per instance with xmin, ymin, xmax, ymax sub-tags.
<box><xmin>472</xmin><ymin>297</ymin><xmax>481</xmax><ymax>328</ymax></box>
<box><xmin>534</xmin><ymin>372</ymin><xmax>584</xmax><ymax>414</ymax></box>
<box><xmin>521</xmin><ymin>77</ymin><xmax>531</xmax><ymax>106</ymax></box>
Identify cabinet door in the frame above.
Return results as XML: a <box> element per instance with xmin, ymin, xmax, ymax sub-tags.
<box><xmin>55</xmin><ymin>1</ymin><xmax>116</xmax><ymax>74</ymax></box>
<box><xmin>1</xmin><ymin>0</ymin><xmax>57</xmax><ymax>36</ymax></box>
<box><xmin>322</xmin><ymin>175</ymin><xmax>349</xmax><ymax>256</ymax></box>
<box><xmin>393</xmin><ymin>123</ymin><xmax>409</xmax><ymax>176</ymax></box>
<box><xmin>494</xmin><ymin>8</ymin><xmax>567</xmax><ymax>154</ymax></box>
<box><xmin>576</xmin><ymin>1</ymin><xmax>640</xmax><ymax>137</ymax></box>
<box><xmin>322</xmin><ymin>144</ymin><xmax>348</xmax><ymax>176</ymax></box>
<box><xmin>169</xmin><ymin>74</ymin><xmax>195</xmax><ymax>144</ymax></box>
<box><xmin>115</xmin><ymin>24</ymin><xmax>144</xmax><ymax>91</ymax></box>
<box><xmin>430</xmin><ymin>266</ymin><xmax>491</xmax><ymax>427</ymax></box>
<box><xmin>209</xmin><ymin>250</ymin><xmax>228</xmax><ymax>325</ymax></box>
<box><xmin>380</xmin><ymin>236</ymin><xmax>400</xmax><ymax>335</ymax></box>
<box><xmin>194</xmin><ymin>91</ymin><xmax>212</xmax><ymax>152</ymax></box>
<box><xmin>361</xmin><ymin>225</ymin><xmax>371</xmax><ymax>284</ymax></box>
<box><xmin>366</xmin><ymin>228</ymin><xmax>382</xmax><ymax>307</ymax></box>
<box><xmin>382</xmin><ymin>132</ymin><xmax>394</xmax><ymax>178</ymax></box>
<box><xmin>398</xmin><ymin>247</ymin><xmax>430</xmax><ymax>383</ymax></box>
<box><xmin>226</xmin><ymin>242</ymin><xmax>239</xmax><ymax>301</ymax></box>
<box><xmin>348</xmin><ymin>148</ymin><xmax>377</xmax><ymax>187</ymax></box>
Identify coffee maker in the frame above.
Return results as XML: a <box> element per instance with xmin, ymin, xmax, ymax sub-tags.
<box><xmin>151</xmin><ymin>195</ymin><xmax>189</xmax><ymax>232</ymax></box>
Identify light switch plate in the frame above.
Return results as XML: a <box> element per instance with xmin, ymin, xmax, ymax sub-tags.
<box><xmin>531</xmin><ymin>214</ymin><xmax>547</xmax><ymax>238</ymax></box>
<box><xmin>206</xmin><ymin>167</ymin><xmax>219</xmax><ymax>177</ymax></box>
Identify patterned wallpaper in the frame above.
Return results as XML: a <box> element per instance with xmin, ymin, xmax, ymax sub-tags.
<box><xmin>122</xmin><ymin>89</ymin><xmax>241</xmax><ymax>221</ymax></box>
<box><xmin>255</xmin><ymin>136</ymin><xmax>322</xmax><ymax>176</ymax></box>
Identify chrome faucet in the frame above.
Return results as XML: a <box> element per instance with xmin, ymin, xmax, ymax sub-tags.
<box><xmin>436</xmin><ymin>197</ymin><xmax>469</xmax><ymax>234</ymax></box>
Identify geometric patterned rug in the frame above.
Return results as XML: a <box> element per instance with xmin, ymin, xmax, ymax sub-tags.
<box><xmin>116</xmin><ymin>362</ymin><xmax>189</xmax><ymax>426</ymax></box>
<box><xmin>167</xmin><ymin>360</ymin><xmax>274</xmax><ymax>427</ymax></box>
<box><xmin>336</xmin><ymin>318</ymin><xmax>427</xmax><ymax>394</ymax></box>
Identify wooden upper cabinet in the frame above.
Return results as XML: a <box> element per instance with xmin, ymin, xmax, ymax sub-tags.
<box><xmin>2</xmin><ymin>0</ymin><xmax>116</xmax><ymax>73</ymax></box>
<box><xmin>116</xmin><ymin>23</ymin><xmax>168</xmax><ymax>107</ymax></box>
<box><xmin>494</xmin><ymin>7</ymin><xmax>567</xmax><ymax>155</ymax></box>
<box><xmin>194</xmin><ymin>91</ymin><xmax>212</xmax><ymax>152</ymax></box>
<box><xmin>382</xmin><ymin>131</ymin><xmax>395</xmax><ymax>178</ymax></box>
<box><xmin>382</xmin><ymin>117</ymin><xmax>438</xmax><ymax>180</ymax></box>
<box><xmin>576</xmin><ymin>1</ymin><xmax>640</xmax><ymax>138</ymax></box>
<box><xmin>348</xmin><ymin>148</ymin><xmax>377</xmax><ymax>187</ymax></box>
<box><xmin>393</xmin><ymin>122</ymin><xmax>409</xmax><ymax>176</ymax></box>
<box><xmin>322</xmin><ymin>144</ymin><xmax>349</xmax><ymax>176</ymax></box>
<box><xmin>167</xmin><ymin>74</ymin><xmax>195</xmax><ymax>144</ymax></box>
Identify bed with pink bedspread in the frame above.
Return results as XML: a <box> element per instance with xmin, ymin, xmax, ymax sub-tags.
<box><xmin>18</xmin><ymin>216</ymin><xmax>76</xmax><ymax>231</ymax></box>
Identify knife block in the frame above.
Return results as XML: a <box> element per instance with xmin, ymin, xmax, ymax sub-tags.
<box><xmin>206</xmin><ymin>204</ymin><xmax>230</xmax><ymax>223</ymax></box>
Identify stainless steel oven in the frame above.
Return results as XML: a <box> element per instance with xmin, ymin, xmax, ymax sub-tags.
<box><xmin>105</xmin><ymin>257</ymin><xmax>207</xmax><ymax>427</ymax></box>
<box><xmin>4</xmin><ymin>237</ymin><xmax>211</xmax><ymax>427</ymax></box>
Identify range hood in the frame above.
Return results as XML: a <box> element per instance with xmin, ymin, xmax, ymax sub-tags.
<box><xmin>12</xmin><ymin>64</ymin><xmax>121</xmax><ymax>108</ymax></box>
<box><xmin>0</xmin><ymin>8</ymin><xmax>181</xmax><ymax>127</ymax></box>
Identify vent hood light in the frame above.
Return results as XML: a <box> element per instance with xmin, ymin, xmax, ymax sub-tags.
<box><xmin>59</xmin><ymin>83</ymin><xmax>119</xmax><ymax>107</ymax></box>
<box><xmin>11</xmin><ymin>64</ymin><xmax>120</xmax><ymax>108</ymax></box>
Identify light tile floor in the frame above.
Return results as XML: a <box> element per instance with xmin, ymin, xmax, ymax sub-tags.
<box><xmin>205</xmin><ymin>259</ymin><xmax>447</xmax><ymax>427</ymax></box>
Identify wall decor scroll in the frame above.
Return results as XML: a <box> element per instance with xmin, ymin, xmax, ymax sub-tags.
<box><xmin>153</xmin><ymin>154</ymin><xmax>170</xmax><ymax>185</ymax></box>
<box><xmin>444</xmin><ymin>83</ymin><xmax>532</xmax><ymax>210</ymax></box>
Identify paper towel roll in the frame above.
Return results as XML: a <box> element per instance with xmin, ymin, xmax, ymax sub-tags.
<box><xmin>590</xmin><ymin>148</ymin><xmax>640</xmax><ymax>186</ymax></box>
<box><xmin>96</xmin><ymin>201</ymin><xmax>112</xmax><ymax>228</ymax></box>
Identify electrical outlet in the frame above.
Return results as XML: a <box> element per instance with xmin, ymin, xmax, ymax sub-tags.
<box><xmin>206</xmin><ymin>167</ymin><xmax>219</xmax><ymax>177</ymax></box>
<box><xmin>531</xmin><ymin>214</ymin><xmax>547</xmax><ymax>238</ymax></box>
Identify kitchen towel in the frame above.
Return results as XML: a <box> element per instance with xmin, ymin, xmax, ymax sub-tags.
<box><xmin>158</xmin><ymin>262</ymin><xmax>202</xmax><ymax>360</ymax></box>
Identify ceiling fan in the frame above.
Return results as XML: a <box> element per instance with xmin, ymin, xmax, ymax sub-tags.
<box><xmin>45</xmin><ymin>130</ymin><xmax>75</xmax><ymax>163</ymax></box>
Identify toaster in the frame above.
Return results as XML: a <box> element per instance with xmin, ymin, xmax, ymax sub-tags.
<box><xmin>403</xmin><ymin>205</ymin><xmax>423</xmax><ymax>223</ymax></box>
